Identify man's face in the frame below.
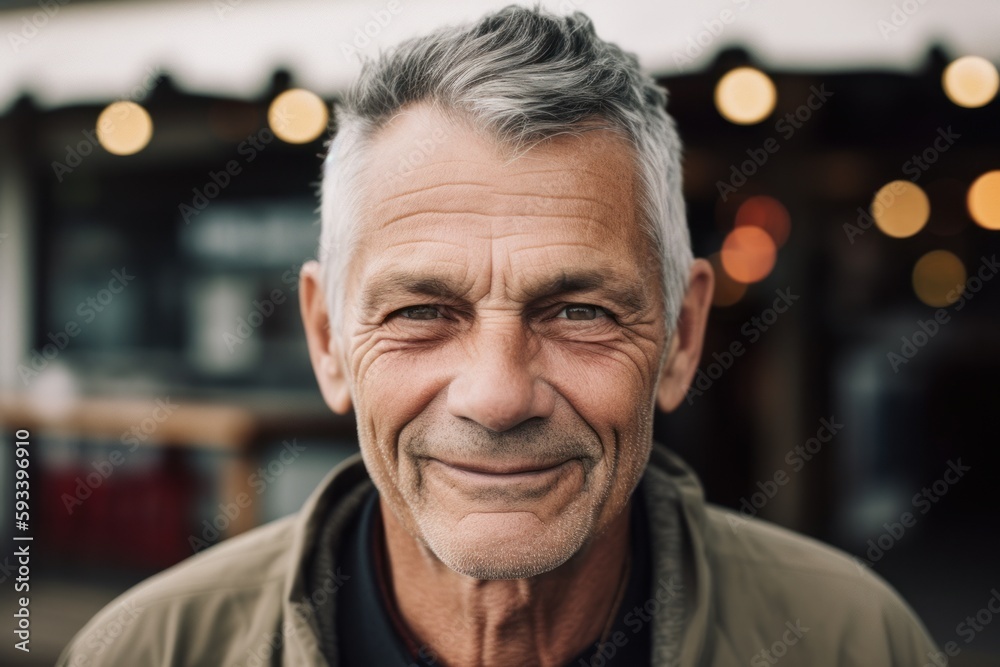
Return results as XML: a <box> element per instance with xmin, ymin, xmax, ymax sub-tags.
<box><xmin>331</xmin><ymin>105</ymin><xmax>668</xmax><ymax>579</ymax></box>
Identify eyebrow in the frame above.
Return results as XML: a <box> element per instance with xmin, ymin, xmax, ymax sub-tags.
<box><xmin>360</xmin><ymin>274</ymin><xmax>459</xmax><ymax>316</ymax></box>
<box><xmin>359</xmin><ymin>269</ymin><xmax>650</xmax><ymax>317</ymax></box>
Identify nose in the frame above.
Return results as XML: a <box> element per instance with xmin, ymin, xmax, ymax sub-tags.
<box><xmin>446</xmin><ymin>320</ymin><xmax>555</xmax><ymax>432</ymax></box>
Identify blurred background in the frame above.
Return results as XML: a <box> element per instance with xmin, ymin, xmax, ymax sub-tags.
<box><xmin>1</xmin><ymin>0</ymin><xmax>998</xmax><ymax>664</ymax></box>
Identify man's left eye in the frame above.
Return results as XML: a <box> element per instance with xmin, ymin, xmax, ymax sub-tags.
<box><xmin>556</xmin><ymin>304</ymin><xmax>610</xmax><ymax>321</ymax></box>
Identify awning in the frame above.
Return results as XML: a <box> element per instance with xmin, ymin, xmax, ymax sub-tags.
<box><xmin>1</xmin><ymin>0</ymin><xmax>996</xmax><ymax>114</ymax></box>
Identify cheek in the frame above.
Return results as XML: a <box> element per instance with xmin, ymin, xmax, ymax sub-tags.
<box><xmin>550</xmin><ymin>350</ymin><xmax>656</xmax><ymax>516</ymax></box>
<box><xmin>545</xmin><ymin>342</ymin><xmax>657</xmax><ymax>436</ymax></box>
<box><xmin>356</xmin><ymin>341</ymin><xmax>442</xmax><ymax>411</ymax></box>
<box><xmin>597</xmin><ymin>411</ymin><xmax>655</xmax><ymax>528</ymax></box>
<box><xmin>352</xmin><ymin>344</ymin><xmax>454</xmax><ymax>461</ymax></box>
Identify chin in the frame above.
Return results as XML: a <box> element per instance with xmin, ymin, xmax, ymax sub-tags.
<box><xmin>417</xmin><ymin>508</ymin><xmax>596</xmax><ymax>580</ymax></box>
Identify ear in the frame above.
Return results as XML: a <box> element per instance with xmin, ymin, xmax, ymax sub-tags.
<box><xmin>656</xmin><ymin>258</ymin><xmax>714</xmax><ymax>412</ymax></box>
<box><xmin>299</xmin><ymin>260</ymin><xmax>352</xmax><ymax>415</ymax></box>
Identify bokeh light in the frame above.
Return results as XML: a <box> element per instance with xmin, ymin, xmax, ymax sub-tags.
<box><xmin>721</xmin><ymin>226</ymin><xmax>777</xmax><ymax>283</ymax></box>
<box><xmin>967</xmin><ymin>170</ymin><xmax>1000</xmax><ymax>230</ymax></box>
<box><xmin>95</xmin><ymin>101</ymin><xmax>153</xmax><ymax>156</ymax></box>
<box><xmin>267</xmin><ymin>89</ymin><xmax>329</xmax><ymax>144</ymax></box>
<box><xmin>912</xmin><ymin>250</ymin><xmax>966</xmax><ymax>307</ymax></box>
<box><xmin>734</xmin><ymin>195</ymin><xmax>791</xmax><ymax>247</ymax></box>
<box><xmin>871</xmin><ymin>180</ymin><xmax>930</xmax><ymax>238</ymax></box>
<box><xmin>708</xmin><ymin>252</ymin><xmax>748</xmax><ymax>307</ymax></box>
<box><xmin>942</xmin><ymin>56</ymin><xmax>1000</xmax><ymax>108</ymax></box>
<box><xmin>715</xmin><ymin>67</ymin><xmax>777</xmax><ymax>125</ymax></box>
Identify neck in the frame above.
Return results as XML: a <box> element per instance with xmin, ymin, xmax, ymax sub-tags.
<box><xmin>377</xmin><ymin>500</ymin><xmax>632</xmax><ymax>667</ymax></box>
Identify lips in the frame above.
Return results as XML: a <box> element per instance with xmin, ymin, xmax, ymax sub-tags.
<box><xmin>426</xmin><ymin>457</ymin><xmax>578</xmax><ymax>490</ymax></box>
<box><xmin>431</xmin><ymin>458</ymin><xmax>571</xmax><ymax>476</ymax></box>
<box><xmin>424</xmin><ymin>457</ymin><xmax>583</xmax><ymax>503</ymax></box>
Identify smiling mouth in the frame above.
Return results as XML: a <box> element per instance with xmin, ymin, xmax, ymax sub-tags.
<box><xmin>425</xmin><ymin>457</ymin><xmax>582</xmax><ymax>499</ymax></box>
<box><xmin>432</xmin><ymin>459</ymin><xmax>573</xmax><ymax>476</ymax></box>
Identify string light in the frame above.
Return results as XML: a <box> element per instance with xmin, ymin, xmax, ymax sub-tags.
<box><xmin>96</xmin><ymin>101</ymin><xmax>153</xmax><ymax>156</ymax></box>
<box><xmin>735</xmin><ymin>195</ymin><xmax>791</xmax><ymax>247</ymax></box>
<box><xmin>715</xmin><ymin>67</ymin><xmax>777</xmax><ymax>125</ymax></box>
<box><xmin>912</xmin><ymin>250</ymin><xmax>966</xmax><ymax>307</ymax></box>
<box><xmin>943</xmin><ymin>56</ymin><xmax>999</xmax><ymax>108</ymax></box>
<box><xmin>268</xmin><ymin>89</ymin><xmax>329</xmax><ymax>144</ymax></box>
<box><xmin>968</xmin><ymin>171</ymin><xmax>1000</xmax><ymax>230</ymax></box>
<box><xmin>871</xmin><ymin>180</ymin><xmax>930</xmax><ymax>238</ymax></box>
<box><xmin>709</xmin><ymin>252</ymin><xmax>748</xmax><ymax>307</ymax></box>
<box><xmin>721</xmin><ymin>226</ymin><xmax>777</xmax><ymax>283</ymax></box>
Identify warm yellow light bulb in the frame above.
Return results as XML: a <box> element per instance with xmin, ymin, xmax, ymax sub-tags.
<box><xmin>96</xmin><ymin>101</ymin><xmax>153</xmax><ymax>156</ymax></box>
<box><xmin>943</xmin><ymin>56</ymin><xmax>999</xmax><ymax>108</ymax></box>
<box><xmin>268</xmin><ymin>89</ymin><xmax>329</xmax><ymax>144</ymax></box>
<box><xmin>715</xmin><ymin>67</ymin><xmax>777</xmax><ymax>125</ymax></box>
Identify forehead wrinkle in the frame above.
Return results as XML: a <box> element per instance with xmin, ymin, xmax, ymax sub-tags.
<box><xmin>370</xmin><ymin>152</ymin><xmax>629</xmax><ymax>209</ymax></box>
<box><xmin>373</xmin><ymin>157</ymin><xmax>503</xmax><ymax>190</ymax></box>
<box><xmin>377</xmin><ymin>180</ymin><xmax>496</xmax><ymax>205</ymax></box>
<box><xmin>371</xmin><ymin>207</ymin><xmax>623</xmax><ymax>234</ymax></box>
<box><xmin>504</xmin><ymin>238</ymin><xmax>609</xmax><ymax>254</ymax></box>
<box><xmin>483</xmin><ymin>190</ymin><xmax>617</xmax><ymax>217</ymax></box>
<box><xmin>376</xmin><ymin>173</ymin><xmax>617</xmax><ymax>208</ymax></box>
<box><xmin>379</xmin><ymin>237</ymin><xmax>470</xmax><ymax>253</ymax></box>
<box><xmin>365</xmin><ymin>154</ymin><xmax>633</xmax><ymax>238</ymax></box>
<box><xmin>506</xmin><ymin>165</ymin><xmax>630</xmax><ymax>184</ymax></box>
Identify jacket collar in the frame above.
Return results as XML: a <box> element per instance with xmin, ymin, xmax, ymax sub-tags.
<box><xmin>644</xmin><ymin>443</ymin><xmax>714</xmax><ymax>667</ymax></box>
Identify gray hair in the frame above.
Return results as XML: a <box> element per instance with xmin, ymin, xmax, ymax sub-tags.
<box><xmin>319</xmin><ymin>4</ymin><xmax>693</xmax><ymax>334</ymax></box>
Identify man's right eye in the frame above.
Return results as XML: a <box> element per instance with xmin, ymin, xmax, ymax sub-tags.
<box><xmin>394</xmin><ymin>305</ymin><xmax>442</xmax><ymax>320</ymax></box>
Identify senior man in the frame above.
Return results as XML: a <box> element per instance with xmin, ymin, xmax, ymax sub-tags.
<box><xmin>60</xmin><ymin>5</ymin><xmax>939</xmax><ymax>667</ymax></box>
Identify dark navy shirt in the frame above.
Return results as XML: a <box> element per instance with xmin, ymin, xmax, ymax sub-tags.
<box><xmin>333</xmin><ymin>486</ymin><xmax>653</xmax><ymax>667</ymax></box>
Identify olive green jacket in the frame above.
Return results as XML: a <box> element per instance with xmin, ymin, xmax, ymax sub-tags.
<box><xmin>57</xmin><ymin>443</ymin><xmax>939</xmax><ymax>666</ymax></box>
